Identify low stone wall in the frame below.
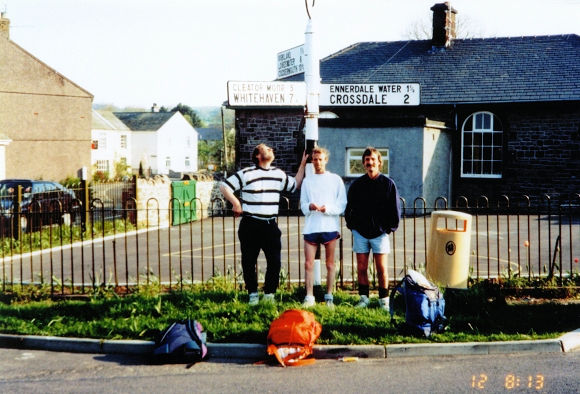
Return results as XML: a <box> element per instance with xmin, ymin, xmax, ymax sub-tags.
<box><xmin>135</xmin><ymin>176</ymin><xmax>171</xmax><ymax>227</ymax></box>
<box><xmin>195</xmin><ymin>180</ymin><xmax>226</xmax><ymax>218</ymax></box>
<box><xmin>135</xmin><ymin>176</ymin><xmax>225</xmax><ymax>226</ymax></box>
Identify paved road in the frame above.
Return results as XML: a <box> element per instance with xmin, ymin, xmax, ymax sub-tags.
<box><xmin>2</xmin><ymin>214</ymin><xmax>578</xmax><ymax>289</ymax></box>
<box><xmin>0</xmin><ymin>348</ymin><xmax>578</xmax><ymax>393</ymax></box>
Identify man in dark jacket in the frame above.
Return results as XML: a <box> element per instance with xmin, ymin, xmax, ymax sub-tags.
<box><xmin>345</xmin><ymin>147</ymin><xmax>400</xmax><ymax>311</ymax></box>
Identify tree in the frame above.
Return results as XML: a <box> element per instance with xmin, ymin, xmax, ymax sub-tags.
<box><xmin>170</xmin><ymin>103</ymin><xmax>204</xmax><ymax>127</ymax></box>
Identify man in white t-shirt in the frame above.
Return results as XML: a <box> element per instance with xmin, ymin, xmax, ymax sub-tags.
<box><xmin>300</xmin><ymin>147</ymin><xmax>347</xmax><ymax>308</ymax></box>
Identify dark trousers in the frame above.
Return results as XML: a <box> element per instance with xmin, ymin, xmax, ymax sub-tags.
<box><xmin>238</xmin><ymin>216</ymin><xmax>282</xmax><ymax>294</ymax></box>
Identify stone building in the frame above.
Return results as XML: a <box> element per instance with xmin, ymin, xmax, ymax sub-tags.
<box><xmin>227</xmin><ymin>3</ymin><xmax>580</xmax><ymax>207</ymax></box>
<box><xmin>0</xmin><ymin>12</ymin><xmax>93</xmax><ymax>181</ymax></box>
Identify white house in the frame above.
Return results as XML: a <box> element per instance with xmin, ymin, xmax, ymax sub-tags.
<box><xmin>91</xmin><ymin>110</ymin><xmax>131</xmax><ymax>178</ymax></box>
<box><xmin>114</xmin><ymin>111</ymin><xmax>198</xmax><ymax>176</ymax></box>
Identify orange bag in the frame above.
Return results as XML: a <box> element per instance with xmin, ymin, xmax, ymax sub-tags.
<box><xmin>266</xmin><ymin>309</ymin><xmax>322</xmax><ymax>367</ymax></box>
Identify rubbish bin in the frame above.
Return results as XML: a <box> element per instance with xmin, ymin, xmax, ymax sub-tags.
<box><xmin>426</xmin><ymin>210</ymin><xmax>472</xmax><ymax>289</ymax></box>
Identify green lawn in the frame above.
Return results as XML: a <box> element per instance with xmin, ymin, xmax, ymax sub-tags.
<box><xmin>0</xmin><ymin>282</ymin><xmax>578</xmax><ymax>345</ymax></box>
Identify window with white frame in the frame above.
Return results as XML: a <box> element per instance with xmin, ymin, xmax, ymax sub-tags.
<box><xmin>98</xmin><ymin>133</ymin><xmax>107</xmax><ymax>150</ymax></box>
<box><xmin>461</xmin><ymin>112</ymin><xmax>503</xmax><ymax>178</ymax></box>
<box><xmin>346</xmin><ymin>147</ymin><xmax>389</xmax><ymax>177</ymax></box>
<box><xmin>165</xmin><ymin>156</ymin><xmax>171</xmax><ymax>168</ymax></box>
<box><xmin>120</xmin><ymin>134</ymin><xmax>127</xmax><ymax>149</ymax></box>
<box><xmin>185</xmin><ymin>156</ymin><xmax>190</xmax><ymax>167</ymax></box>
<box><xmin>96</xmin><ymin>160</ymin><xmax>109</xmax><ymax>172</ymax></box>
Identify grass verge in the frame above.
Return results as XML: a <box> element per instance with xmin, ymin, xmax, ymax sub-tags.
<box><xmin>0</xmin><ymin>282</ymin><xmax>578</xmax><ymax>345</ymax></box>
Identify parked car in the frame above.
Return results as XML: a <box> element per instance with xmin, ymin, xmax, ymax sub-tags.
<box><xmin>0</xmin><ymin>179</ymin><xmax>79</xmax><ymax>234</ymax></box>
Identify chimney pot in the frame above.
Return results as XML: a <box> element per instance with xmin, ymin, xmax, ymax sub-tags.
<box><xmin>431</xmin><ymin>2</ymin><xmax>457</xmax><ymax>48</ymax></box>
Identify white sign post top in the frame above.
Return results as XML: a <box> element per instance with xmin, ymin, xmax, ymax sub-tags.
<box><xmin>320</xmin><ymin>83</ymin><xmax>420</xmax><ymax>106</ymax></box>
<box><xmin>277</xmin><ymin>45</ymin><xmax>305</xmax><ymax>79</ymax></box>
<box><xmin>227</xmin><ymin>81</ymin><xmax>306</xmax><ymax>107</ymax></box>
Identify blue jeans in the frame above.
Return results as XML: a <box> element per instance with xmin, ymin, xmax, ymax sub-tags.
<box><xmin>238</xmin><ymin>216</ymin><xmax>282</xmax><ymax>294</ymax></box>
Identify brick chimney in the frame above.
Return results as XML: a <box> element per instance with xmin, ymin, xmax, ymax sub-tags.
<box><xmin>431</xmin><ymin>2</ymin><xmax>457</xmax><ymax>48</ymax></box>
<box><xmin>0</xmin><ymin>12</ymin><xmax>10</xmax><ymax>39</ymax></box>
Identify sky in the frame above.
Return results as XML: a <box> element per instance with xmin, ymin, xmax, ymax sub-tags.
<box><xmin>3</xmin><ymin>0</ymin><xmax>579</xmax><ymax>109</ymax></box>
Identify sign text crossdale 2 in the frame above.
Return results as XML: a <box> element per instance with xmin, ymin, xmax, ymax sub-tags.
<box><xmin>320</xmin><ymin>84</ymin><xmax>420</xmax><ymax>106</ymax></box>
<box><xmin>227</xmin><ymin>82</ymin><xmax>420</xmax><ymax>107</ymax></box>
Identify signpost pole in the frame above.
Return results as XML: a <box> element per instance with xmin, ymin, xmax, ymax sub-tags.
<box><xmin>304</xmin><ymin>8</ymin><xmax>322</xmax><ymax>286</ymax></box>
<box><xmin>304</xmin><ymin>17</ymin><xmax>319</xmax><ymax>157</ymax></box>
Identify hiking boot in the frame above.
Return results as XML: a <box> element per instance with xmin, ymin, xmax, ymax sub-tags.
<box><xmin>324</xmin><ymin>294</ymin><xmax>335</xmax><ymax>309</ymax></box>
<box><xmin>262</xmin><ymin>293</ymin><xmax>275</xmax><ymax>304</ymax></box>
<box><xmin>378</xmin><ymin>297</ymin><xmax>390</xmax><ymax>312</ymax></box>
<box><xmin>302</xmin><ymin>295</ymin><xmax>315</xmax><ymax>308</ymax></box>
<box><xmin>355</xmin><ymin>295</ymin><xmax>370</xmax><ymax>308</ymax></box>
<box><xmin>248</xmin><ymin>292</ymin><xmax>259</xmax><ymax>306</ymax></box>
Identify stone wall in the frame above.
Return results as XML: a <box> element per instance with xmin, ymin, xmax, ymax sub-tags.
<box><xmin>453</xmin><ymin>104</ymin><xmax>580</xmax><ymax>205</ymax></box>
<box><xmin>234</xmin><ymin>108</ymin><xmax>305</xmax><ymax>209</ymax></box>
<box><xmin>194</xmin><ymin>179</ymin><xmax>226</xmax><ymax>217</ymax></box>
<box><xmin>136</xmin><ymin>176</ymin><xmax>171</xmax><ymax>227</ymax></box>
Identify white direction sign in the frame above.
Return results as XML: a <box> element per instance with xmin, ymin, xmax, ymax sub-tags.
<box><xmin>227</xmin><ymin>81</ymin><xmax>306</xmax><ymax>107</ymax></box>
<box><xmin>277</xmin><ymin>45</ymin><xmax>304</xmax><ymax>79</ymax></box>
<box><xmin>320</xmin><ymin>83</ymin><xmax>420</xmax><ymax>106</ymax></box>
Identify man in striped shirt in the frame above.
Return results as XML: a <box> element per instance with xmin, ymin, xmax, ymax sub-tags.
<box><xmin>220</xmin><ymin>143</ymin><xmax>307</xmax><ymax>305</ymax></box>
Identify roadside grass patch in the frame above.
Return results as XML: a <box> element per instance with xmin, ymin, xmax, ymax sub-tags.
<box><xmin>0</xmin><ymin>282</ymin><xmax>577</xmax><ymax>344</ymax></box>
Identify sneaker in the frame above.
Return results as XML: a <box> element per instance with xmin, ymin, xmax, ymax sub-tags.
<box><xmin>324</xmin><ymin>294</ymin><xmax>335</xmax><ymax>309</ymax></box>
<box><xmin>378</xmin><ymin>297</ymin><xmax>390</xmax><ymax>312</ymax></box>
<box><xmin>248</xmin><ymin>292</ymin><xmax>259</xmax><ymax>306</ymax></box>
<box><xmin>355</xmin><ymin>295</ymin><xmax>370</xmax><ymax>308</ymax></box>
<box><xmin>263</xmin><ymin>293</ymin><xmax>275</xmax><ymax>304</ymax></box>
<box><xmin>302</xmin><ymin>295</ymin><xmax>315</xmax><ymax>308</ymax></box>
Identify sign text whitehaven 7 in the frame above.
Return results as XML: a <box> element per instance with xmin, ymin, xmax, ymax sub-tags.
<box><xmin>227</xmin><ymin>81</ymin><xmax>306</xmax><ymax>107</ymax></box>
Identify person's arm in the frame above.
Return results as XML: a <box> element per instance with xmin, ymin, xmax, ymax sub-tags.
<box><xmin>299</xmin><ymin>180</ymin><xmax>311</xmax><ymax>216</ymax></box>
<box><xmin>219</xmin><ymin>183</ymin><xmax>243</xmax><ymax>217</ymax></box>
<box><xmin>385</xmin><ymin>180</ymin><xmax>401</xmax><ymax>233</ymax></box>
<box><xmin>294</xmin><ymin>151</ymin><xmax>308</xmax><ymax>189</ymax></box>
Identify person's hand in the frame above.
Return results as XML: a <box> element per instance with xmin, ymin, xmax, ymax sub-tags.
<box><xmin>309</xmin><ymin>203</ymin><xmax>326</xmax><ymax>212</ymax></box>
<box><xmin>300</xmin><ymin>151</ymin><xmax>308</xmax><ymax>167</ymax></box>
<box><xmin>232</xmin><ymin>201</ymin><xmax>243</xmax><ymax>217</ymax></box>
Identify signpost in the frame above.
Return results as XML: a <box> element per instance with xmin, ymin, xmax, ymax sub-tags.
<box><xmin>226</xmin><ymin>81</ymin><xmax>306</xmax><ymax>107</ymax></box>
<box><xmin>227</xmin><ymin>82</ymin><xmax>421</xmax><ymax>107</ymax></box>
<box><xmin>277</xmin><ymin>45</ymin><xmax>304</xmax><ymax>79</ymax></box>
<box><xmin>320</xmin><ymin>83</ymin><xmax>420</xmax><ymax>106</ymax></box>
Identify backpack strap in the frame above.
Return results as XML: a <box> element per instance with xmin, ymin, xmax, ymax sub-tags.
<box><xmin>185</xmin><ymin>319</ymin><xmax>208</xmax><ymax>359</ymax></box>
<box><xmin>389</xmin><ymin>278</ymin><xmax>405</xmax><ymax>321</ymax></box>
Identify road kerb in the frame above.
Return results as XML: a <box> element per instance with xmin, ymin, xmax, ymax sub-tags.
<box><xmin>559</xmin><ymin>328</ymin><xmax>580</xmax><ymax>352</ymax></box>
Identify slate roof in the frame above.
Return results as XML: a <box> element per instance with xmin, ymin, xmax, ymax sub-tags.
<box><xmin>113</xmin><ymin>112</ymin><xmax>175</xmax><ymax>131</ymax></box>
<box><xmin>285</xmin><ymin>34</ymin><xmax>580</xmax><ymax>105</ymax></box>
<box><xmin>92</xmin><ymin>110</ymin><xmax>130</xmax><ymax>131</ymax></box>
<box><xmin>197</xmin><ymin>127</ymin><xmax>222</xmax><ymax>141</ymax></box>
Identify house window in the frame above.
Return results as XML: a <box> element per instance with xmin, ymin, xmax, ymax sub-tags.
<box><xmin>96</xmin><ymin>160</ymin><xmax>109</xmax><ymax>172</ymax></box>
<box><xmin>120</xmin><ymin>157</ymin><xmax>127</xmax><ymax>165</ymax></box>
<box><xmin>461</xmin><ymin>112</ymin><xmax>503</xmax><ymax>178</ymax></box>
<box><xmin>165</xmin><ymin>157</ymin><xmax>171</xmax><ymax>168</ymax></box>
<box><xmin>99</xmin><ymin>133</ymin><xmax>107</xmax><ymax>150</ymax></box>
<box><xmin>346</xmin><ymin>147</ymin><xmax>389</xmax><ymax>177</ymax></box>
<box><xmin>92</xmin><ymin>140</ymin><xmax>98</xmax><ymax>150</ymax></box>
<box><xmin>120</xmin><ymin>135</ymin><xmax>127</xmax><ymax>149</ymax></box>
<box><xmin>185</xmin><ymin>157</ymin><xmax>190</xmax><ymax>167</ymax></box>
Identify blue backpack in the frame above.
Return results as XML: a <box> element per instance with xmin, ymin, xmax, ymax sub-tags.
<box><xmin>389</xmin><ymin>269</ymin><xmax>447</xmax><ymax>337</ymax></box>
<box><xmin>153</xmin><ymin>320</ymin><xmax>208</xmax><ymax>364</ymax></box>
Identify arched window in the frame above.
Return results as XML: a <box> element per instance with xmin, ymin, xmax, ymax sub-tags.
<box><xmin>461</xmin><ymin>112</ymin><xmax>503</xmax><ymax>178</ymax></box>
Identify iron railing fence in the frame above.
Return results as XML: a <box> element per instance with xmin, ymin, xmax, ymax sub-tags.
<box><xmin>0</xmin><ymin>194</ymin><xmax>578</xmax><ymax>296</ymax></box>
